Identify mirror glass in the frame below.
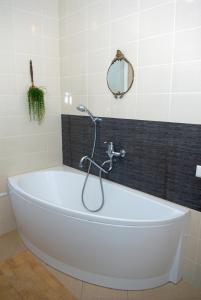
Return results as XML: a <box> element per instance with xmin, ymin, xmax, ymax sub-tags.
<box><xmin>107</xmin><ymin>50</ymin><xmax>134</xmax><ymax>99</ymax></box>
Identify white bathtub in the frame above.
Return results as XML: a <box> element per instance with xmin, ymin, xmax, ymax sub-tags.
<box><xmin>8</xmin><ymin>166</ymin><xmax>189</xmax><ymax>290</ymax></box>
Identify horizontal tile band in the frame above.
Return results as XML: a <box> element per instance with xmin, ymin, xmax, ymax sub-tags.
<box><xmin>61</xmin><ymin>114</ymin><xmax>201</xmax><ymax>212</ymax></box>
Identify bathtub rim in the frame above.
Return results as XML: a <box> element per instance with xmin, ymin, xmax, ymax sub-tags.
<box><xmin>8</xmin><ymin>165</ymin><xmax>190</xmax><ymax>227</ymax></box>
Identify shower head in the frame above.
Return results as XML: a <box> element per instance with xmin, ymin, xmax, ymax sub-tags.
<box><xmin>77</xmin><ymin>104</ymin><xmax>86</xmax><ymax>113</ymax></box>
<box><xmin>76</xmin><ymin>104</ymin><xmax>101</xmax><ymax>123</ymax></box>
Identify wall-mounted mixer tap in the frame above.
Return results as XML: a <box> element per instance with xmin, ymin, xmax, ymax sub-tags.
<box><xmin>102</xmin><ymin>142</ymin><xmax>126</xmax><ymax>172</ymax></box>
<box><xmin>105</xmin><ymin>142</ymin><xmax>126</xmax><ymax>159</ymax></box>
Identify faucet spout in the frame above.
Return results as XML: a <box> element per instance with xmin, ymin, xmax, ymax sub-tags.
<box><xmin>102</xmin><ymin>160</ymin><xmax>113</xmax><ymax>172</ymax></box>
<box><xmin>79</xmin><ymin>155</ymin><xmax>88</xmax><ymax>168</ymax></box>
<box><xmin>79</xmin><ymin>156</ymin><xmax>108</xmax><ymax>174</ymax></box>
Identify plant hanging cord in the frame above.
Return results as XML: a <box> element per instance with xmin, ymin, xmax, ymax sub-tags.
<box><xmin>30</xmin><ymin>60</ymin><xmax>34</xmax><ymax>87</ymax></box>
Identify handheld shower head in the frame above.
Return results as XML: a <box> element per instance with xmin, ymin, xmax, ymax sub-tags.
<box><xmin>77</xmin><ymin>105</ymin><xmax>86</xmax><ymax>112</ymax></box>
<box><xmin>76</xmin><ymin>104</ymin><xmax>101</xmax><ymax>123</ymax></box>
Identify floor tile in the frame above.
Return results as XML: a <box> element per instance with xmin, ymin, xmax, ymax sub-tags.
<box><xmin>81</xmin><ymin>282</ymin><xmax>128</xmax><ymax>300</ymax></box>
<box><xmin>45</xmin><ymin>265</ymin><xmax>83</xmax><ymax>299</ymax></box>
<box><xmin>0</xmin><ymin>250</ymin><xmax>76</xmax><ymax>300</ymax></box>
<box><xmin>128</xmin><ymin>281</ymin><xmax>201</xmax><ymax>300</ymax></box>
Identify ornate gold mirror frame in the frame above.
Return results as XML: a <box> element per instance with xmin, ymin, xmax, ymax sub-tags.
<box><xmin>107</xmin><ymin>50</ymin><xmax>134</xmax><ymax>99</ymax></box>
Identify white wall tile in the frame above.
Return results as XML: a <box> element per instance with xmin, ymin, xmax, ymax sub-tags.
<box><xmin>61</xmin><ymin>77</ymin><xmax>71</xmax><ymax>98</ymax></box>
<box><xmin>88</xmin><ymin>95</ymin><xmax>111</xmax><ymax>117</ymax></box>
<box><xmin>184</xmin><ymin>236</ymin><xmax>198</xmax><ymax>262</ymax></box>
<box><xmin>88</xmin><ymin>73</ymin><xmax>109</xmax><ymax>95</ymax></box>
<box><xmin>43</xmin><ymin>58</ymin><xmax>60</xmax><ymax>77</ymax></box>
<box><xmin>137</xmin><ymin>94</ymin><xmax>169</xmax><ymax>121</ymax></box>
<box><xmin>88</xmin><ymin>49</ymin><xmax>110</xmax><ymax>74</ymax></box>
<box><xmin>61</xmin><ymin>75</ymin><xmax>87</xmax><ymax>96</ymax></box>
<box><xmin>182</xmin><ymin>258</ymin><xmax>196</xmax><ymax>285</ymax></box>
<box><xmin>0</xmin><ymin>29</ymin><xmax>14</xmax><ymax>55</ymax></box>
<box><xmin>59</xmin><ymin>0</ymin><xmax>70</xmax><ymax>18</ymax></box>
<box><xmin>170</xmin><ymin>94</ymin><xmax>201</xmax><ymax>124</ymax></box>
<box><xmin>65</xmin><ymin>0</ymin><xmax>87</xmax><ymax>15</ymax></box>
<box><xmin>69</xmin><ymin>53</ymin><xmax>87</xmax><ymax>76</ymax></box>
<box><xmin>110</xmin><ymin>94</ymin><xmax>137</xmax><ymax>119</ymax></box>
<box><xmin>175</xmin><ymin>28</ymin><xmax>201</xmax><ymax>62</ymax></box>
<box><xmin>70</xmin><ymin>75</ymin><xmax>87</xmax><ymax>95</ymax></box>
<box><xmin>60</xmin><ymin>17</ymin><xmax>69</xmax><ymax>38</ymax></box>
<box><xmin>139</xmin><ymin>34</ymin><xmax>173</xmax><ymax>66</ymax></box>
<box><xmin>13</xmin><ymin>10</ymin><xmax>42</xmax><ymax>37</ymax></box>
<box><xmin>69</xmin><ymin>8</ymin><xmax>87</xmax><ymax>35</ymax></box>
<box><xmin>88</xmin><ymin>24</ymin><xmax>109</xmax><ymax>51</ymax></box>
<box><xmin>0</xmin><ymin>0</ymin><xmax>61</xmax><ymax>237</ymax></box>
<box><xmin>70</xmin><ymin>31</ymin><xmax>87</xmax><ymax>54</ymax></box>
<box><xmin>13</xmin><ymin>0</ymin><xmax>43</xmax><ymax>14</ymax></box>
<box><xmin>88</xmin><ymin>0</ymin><xmax>109</xmax><ymax>30</ymax></box>
<box><xmin>0</xmin><ymin>135</ymin><xmax>47</xmax><ymax>157</ymax></box>
<box><xmin>43</xmin><ymin>77</ymin><xmax>61</xmax><ymax>97</ymax></box>
<box><xmin>187</xmin><ymin>209</ymin><xmax>201</xmax><ymax>237</ymax></box>
<box><xmin>43</xmin><ymin>37</ymin><xmax>60</xmax><ymax>58</ymax></box>
<box><xmin>111</xmin><ymin>0</ymin><xmax>139</xmax><ymax>20</ymax></box>
<box><xmin>0</xmin><ymin>75</ymin><xmax>16</xmax><ymax>95</ymax></box>
<box><xmin>42</xmin><ymin>0</ymin><xmax>59</xmax><ymax>18</ymax></box>
<box><xmin>47</xmin><ymin>132</ymin><xmax>62</xmax><ymax>154</ymax></box>
<box><xmin>43</xmin><ymin>17</ymin><xmax>59</xmax><ymax>38</ymax></box>
<box><xmin>0</xmin><ymin>95</ymin><xmax>27</xmax><ymax>116</ymax></box>
<box><xmin>61</xmin><ymin>95</ymin><xmax>88</xmax><ymax>115</ymax></box>
<box><xmin>0</xmin><ymin>5</ymin><xmax>13</xmax><ymax>31</ymax></box>
<box><xmin>138</xmin><ymin>65</ymin><xmax>171</xmax><ymax>93</ymax></box>
<box><xmin>60</xmin><ymin>37</ymin><xmax>71</xmax><ymax>57</ymax></box>
<box><xmin>172</xmin><ymin>61</ymin><xmax>201</xmax><ymax>93</ymax></box>
<box><xmin>111</xmin><ymin>14</ymin><xmax>138</xmax><ymax>47</ymax></box>
<box><xmin>140</xmin><ymin>0</ymin><xmax>173</xmax><ymax>10</ymax></box>
<box><xmin>176</xmin><ymin>0</ymin><xmax>201</xmax><ymax>30</ymax></box>
<box><xmin>0</xmin><ymin>54</ymin><xmax>14</xmax><ymax>74</ymax></box>
<box><xmin>140</xmin><ymin>3</ymin><xmax>174</xmax><ymax>38</ymax></box>
<box><xmin>60</xmin><ymin>57</ymin><xmax>72</xmax><ymax>76</ymax></box>
<box><xmin>0</xmin><ymin>196</ymin><xmax>16</xmax><ymax>236</ymax></box>
<box><xmin>15</xmin><ymin>33</ymin><xmax>43</xmax><ymax>55</ymax></box>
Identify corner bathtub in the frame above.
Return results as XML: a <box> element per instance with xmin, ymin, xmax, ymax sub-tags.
<box><xmin>8</xmin><ymin>166</ymin><xmax>189</xmax><ymax>290</ymax></box>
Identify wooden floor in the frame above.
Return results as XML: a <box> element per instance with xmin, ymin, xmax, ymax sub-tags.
<box><xmin>0</xmin><ymin>250</ymin><xmax>77</xmax><ymax>300</ymax></box>
<box><xmin>0</xmin><ymin>231</ymin><xmax>201</xmax><ymax>300</ymax></box>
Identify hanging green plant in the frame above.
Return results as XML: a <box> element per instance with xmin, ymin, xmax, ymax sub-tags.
<box><xmin>27</xmin><ymin>60</ymin><xmax>45</xmax><ymax>123</ymax></box>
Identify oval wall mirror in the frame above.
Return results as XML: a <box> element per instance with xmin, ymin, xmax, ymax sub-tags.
<box><xmin>107</xmin><ymin>50</ymin><xmax>134</xmax><ymax>99</ymax></box>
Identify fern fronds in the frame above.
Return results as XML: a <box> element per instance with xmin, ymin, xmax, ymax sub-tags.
<box><xmin>28</xmin><ymin>86</ymin><xmax>45</xmax><ymax>123</ymax></box>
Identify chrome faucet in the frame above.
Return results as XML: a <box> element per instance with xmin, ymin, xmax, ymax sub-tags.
<box><xmin>79</xmin><ymin>142</ymin><xmax>126</xmax><ymax>174</ymax></box>
<box><xmin>105</xmin><ymin>142</ymin><xmax>126</xmax><ymax>159</ymax></box>
<box><xmin>102</xmin><ymin>142</ymin><xmax>126</xmax><ymax>172</ymax></box>
<box><xmin>79</xmin><ymin>156</ymin><xmax>108</xmax><ymax>174</ymax></box>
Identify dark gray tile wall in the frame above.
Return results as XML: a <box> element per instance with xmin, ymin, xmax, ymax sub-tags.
<box><xmin>61</xmin><ymin>114</ymin><xmax>201</xmax><ymax>212</ymax></box>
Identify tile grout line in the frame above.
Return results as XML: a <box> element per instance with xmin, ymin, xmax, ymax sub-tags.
<box><xmin>133</xmin><ymin>1</ymin><xmax>140</xmax><ymax>119</ymax></box>
<box><xmin>168</xmin><ymin>0</ymin><xmax>177</xmax><ymax>122</ymax></box>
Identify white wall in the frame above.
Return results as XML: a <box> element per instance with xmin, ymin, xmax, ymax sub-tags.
<box><xmin>0</xmin><ymin>0</ymin><xmax>62</xmax><ymax>235</ymax></box>
<box><xmin>60</xmin><ymin>0</ymin><xmax>201</xmax><ymax>125</ymax></box>
<box><xmin>59</xmin><ymin>0</ymin><xmax>201</xmax><ymax>287</ymax></box>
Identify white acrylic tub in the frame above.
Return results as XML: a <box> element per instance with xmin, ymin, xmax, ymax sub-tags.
<box><xmin>8</xmin><ymin>166</ymin><xmax>189</xmax><ymax>290</ymax></box>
